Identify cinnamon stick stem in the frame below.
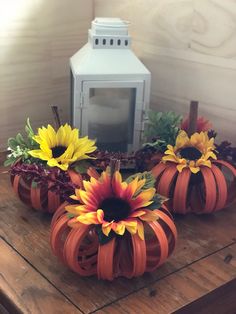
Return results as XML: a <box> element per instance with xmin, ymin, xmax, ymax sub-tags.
<box><xmin>51</xmin><ymin>105</ymin><xmax>61</xmax><ymax>129</ymax></box>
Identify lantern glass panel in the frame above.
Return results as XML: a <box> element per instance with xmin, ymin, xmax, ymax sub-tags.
<box><xmin>85</xmin><ymin>87</ymin><xmax>136</xmax><ymax>152</ymax></box>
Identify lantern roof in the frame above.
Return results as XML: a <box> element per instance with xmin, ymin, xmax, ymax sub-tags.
<box><xmin>70</xmin><ymin>18</ymin><xmax>150</xmax><ymax>79</ymax></box>
<box><xmin>70</xmin><ymin>44</ymin><xmax>150</xmax><ymax>77</ymax></box>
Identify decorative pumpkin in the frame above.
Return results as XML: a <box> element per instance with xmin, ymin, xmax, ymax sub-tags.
<box><xmin>11</xmin><ymin>166</ymin><xmax>61</xmax><ymax>213</ymax></box>
<box><xmin>10</xmin><ymin>165</ymin><xmax>85</xmax><ymax>213</ymax></box>
<box><xmin>6</xmin><ymin>121</ymin><xmax>97</xmax><ymax>213</ymax></box>
<box><xmin>50</xmin><ymin>168</ymin><xmax>177</xmax><ymax>280</ymax></box>
<box><xmin>152</xmin><ymin>131</ymin><xmax>236</xmax><ymax>214</ymax></box>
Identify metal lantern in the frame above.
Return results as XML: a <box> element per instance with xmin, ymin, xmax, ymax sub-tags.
<box><xmin>70</xmin><ymin>18</ymin><xmax>151</xmax><ymax>153</ymax></box>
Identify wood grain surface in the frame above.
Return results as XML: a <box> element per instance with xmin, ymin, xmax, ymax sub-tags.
<box><xmin>95</xmin><ymin>244</ymin><xmax>236</xmax><ymax>313</ymax></box>
<box><xmin>94</xmin><ymin>0</ymin><xmax>236</xmax><ymax>145</ymax></box>
<box><xmin>0</xmin><ymin>238</ymin><xmax>81</xmax><ymax>314</ymax></box>
<box><xmin>0</xmin><ymin>166</ymin><xmax>236</xmax><ymax>313</ymax></box>
<box><xmin>0</xmin><ymin>0</ymin><xmax>93</xmax><ymax>150</ymax></box>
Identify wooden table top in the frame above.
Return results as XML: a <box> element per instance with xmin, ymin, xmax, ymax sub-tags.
<box><xmin>0</xmin><ymin>167</ymin><xmax>236</xmax><ymax>314</ymax></box>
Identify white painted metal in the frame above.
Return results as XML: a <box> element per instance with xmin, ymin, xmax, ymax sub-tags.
<box><xmin>70</xmin><ymin>18</ymin><xmax>151</xmax><ymax>152</ymax></box>
<box><xmin>82</xmin><ymin>80</ymin><xmax>144</xmax><ymax>152</ymax></box>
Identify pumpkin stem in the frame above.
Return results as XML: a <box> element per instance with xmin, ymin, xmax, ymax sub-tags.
<box><xmin>188</xmin><ymin>101</ymin><xmax>198</xmax><ymax>136</ymax></box>
<box><xmin>109</xmin><ymin>158</ymin><xmax>120</xmax><ymax>179</ymax></box>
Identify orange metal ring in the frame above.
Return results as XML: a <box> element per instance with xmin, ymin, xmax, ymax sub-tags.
<box><xmin>147</xmin><ymin>221</ymin><xmax>169</xmax><ymax>271</ymax></box>
<box><xmin>50</xmin><ymin>215</ymin><xmax>70</xmax><ymax>262</ymax></box>
<box><xmin>173</xmin><ymin>168</ymin><xmax>191</xmax><ymax>214</ymax></box>
<box><xmin>211</xmin><ymin>164</ymin><xmax>227</xmax><ymax>211</ymax></box>
<box><xmin>51</xmin><ymin>202</ymin><xmax>68</xmax><ymax>228</ymax></box>
<box><xmin>63</xmin><ymin>226</ymin><xmax>97</xmax><ymax>276</ymax></box>
<box><xmin>151</xmin><ymin>162</ymin><xmax>167</xmax><ymax>180</ymax></box>
<box><xmin>155</xmin><ymin>210</ymin><xmax>177</xmax><ymax>241</ymax></box>
<box><xmin>130</xmin><ymin>233</ymin><xmax>147</xmax><ymax>277</ymax></box>
<box><xmin>200</xmin><ymin>167</ymin><xmax>217</xmax><ymax>213</ymax></box>
<box><xmin>13</xmin><ymin>175</ymin><xmax>21</xmax><ymax>198</ymax></box>
<box><xmin>97</xmin><ymin>237</ymin><xmax>116</xmax><ymax>280</ymax></box>
<box><xmin>30</xmin><ymin>186</ymin><xmax>43</xmax><ymax>211</ymax></box>
<box><xmin>157</xmin><ymin>164</ymin><xmax>178</xmax><ymax>197</ymax></box>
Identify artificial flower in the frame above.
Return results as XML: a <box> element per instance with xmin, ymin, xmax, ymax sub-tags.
<box><xmin>66</xmin><ymin>169</ymin><xmax>160</xmax><ymax>240</ymax></box>
<box><xmin>29</xmin><ymin>124</ymin><xmax>96</xmax><ymax>171</ymax></box>
<box><xmin>162</xmin><ymin>130</ymin><xmax>217</xmax><ymax>173</ymax></box>
<box><xmin>181</xmin><ymin>116</ymin><xmax>212</xmax><ymax>132</ymax></box>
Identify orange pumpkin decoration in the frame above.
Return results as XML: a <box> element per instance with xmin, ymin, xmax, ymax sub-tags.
<box><xmin>7</xmin><ymin>122</ymin><xmax>97</xmax><ymax>213</ymax></box>
<box><xmin>10</xmin><ymin>164</ymin><xmax>85</xmax><ymax>213</ymax></box>
<box><xmin>50</xmin><ymin>169</ymin><xmax>177</xmax><ymax>280</ymax></box>
<box><xmin>11</xmin><ymin>171</ymin><xmax>61</xmax><ymax>213</ymax></box>
<box><xmin>152</xmin><ymin>131</ymin><xmax>236</xmax><ymax>214</ymax></box>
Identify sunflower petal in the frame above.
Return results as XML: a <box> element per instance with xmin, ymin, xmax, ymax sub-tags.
<box><xmin>130</xmin><ymin>210</ymin><xmax>146</xmax><ymax>218</ymax></box>
<box><xmin>162</xmin><ymin>155</ymin><xmax>178</xmax><ymax>163</ymax></box>
<box><xmin>131</xmin><ymin>188</ymin><xmax>156</xmax><ymax>210</ymax></box>
<box><xmin>29</xmin><ymin>124</ymin><xmax>96</xmax><ymax>168</ymax></box>
<box><xmin>137</xmin><ymin>220</ymin><xmax>144</xmax><ymax>240</ymax></box>
<box><xmin>123</xmin><ymin>219</ymin><xmax>137</xmax><ymax>234</ymax></box>
<box><xmin>176</xmin><ymin>163</ymin><xmax>186</xmax><ymax>172</ymax></box>
<box><xmin>28</xmin><ymin>149</ymin><xmax>50</xmax><ymax>160</ymax></box>
<box><xmin>102</xmin><ymin>223</ymin><xmax>112</xmax><ymax>236</ymax></box>
<box><xmin>113</xmin><ymin>222</ymin><xmax>126</xmax><ymax>235</ymax></box>
<box><xmin>66</xmin><ymin>204</ymin><xmax>89</xmax><ymax>215</ymax></box>
<box><xmin>77</xmin><ymin>212</ymin><xmax>100</xmax><ymax>225</ymax></box>
<box><xmin>112</xmin><ymin>171</ymin><xmax>128</xmax><ymax>198</ymax></box>
<box><xmin>96</xmin><ymin>209</ymin><xmax>104</xmax><ymax>223</ymax></box>
<box><xmin>139</xmin><ymin>209</ymin><xmax>159</xmax><ymax>221</ymax></box>
<box><xmin>189</xmin><ymin>166</ymin><xmax>200</xmax><ymax>173</ymax></box>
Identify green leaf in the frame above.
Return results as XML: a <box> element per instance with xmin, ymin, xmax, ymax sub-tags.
<box><xmin>7</xmin><ymin>138</ymin><xmax>18</xmax><ymax>150</ymax></box>
<box><xmin>4</xmin><ymin>157</ymin><xmax>16</xmax><ymax>167</ymax></box>
<box><xmin>25</xmin><ymin>118</ymin><xmax>35</xmax><ymax>139</ymax></box>
<box><xmin>96</xmin><ymin>226</ymin><xmax>115</xmax><ymax>245</ymax></box>
<box><xmin>73</xmin><ymin>160</ymin><xmax>91</xmax><ymax>174</ymax></box>
<box><xmin>67</xmin><ymin>213</ymin><xmax>75</xmax><ymax>219</ymax></box>
<box><xmin>147</xmin><ymin>194</ymin><xmax>168</xmax><ymax>211</ymax></box>
<box><xmin>126</xmin><ymin>171</ymin><xmax>156</xmax><ymax>191</ymax></box>
<box><xmin>16</xmin><ymin>133</ymin><xmax>25</xmax><ymax>145</ymax></box>
<box><xmin>143</xmin><ymin>110</ymin><xmax>182</xmax><ymax>151</ymax></box>
<box><xmin>31</xmin><ymin>181</ymin><xmax>38</xmax><ymax>188</ymax></box>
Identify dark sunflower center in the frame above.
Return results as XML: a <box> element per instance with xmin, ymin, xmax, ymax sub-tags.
<box><xmin>99</xmin><ymin>197</ymin><xmax>131</xmax><ymax>222</ymax></box>
<box><xmin>179</xmin><ymin>146</ymin><xmax>202</xmax><ymax>160</ymax></box>
<box><xmin>51</xmin><ymin>146</ymin><xmax>67</xmax><ymax>158</ymax></box>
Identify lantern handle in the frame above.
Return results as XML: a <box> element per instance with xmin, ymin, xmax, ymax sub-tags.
<box><xmin>93</xmin><ymin>19</ymin><xmax>130</xmax><ymax>28</ymax></box>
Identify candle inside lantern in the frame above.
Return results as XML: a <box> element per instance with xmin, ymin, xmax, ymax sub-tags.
<box><xmin>87</xmin><ymin>88</ymin><xmax>135</xmax><ymax>151</ymax></box>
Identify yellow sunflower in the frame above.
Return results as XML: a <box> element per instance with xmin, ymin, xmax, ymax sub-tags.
<box><xmin>66</xmin><ymin>169</ymin><xmax>160</xmax><ymax>240</ymax></box>
<box><xmin>162</xmin><ymin>130</ymin><xmax>217</xmax><ymax>173</ymax></box>
<box><xmin>29</xmin><ymin>124</ymin><xmax>96</xmax><ymax>171</ymax></box>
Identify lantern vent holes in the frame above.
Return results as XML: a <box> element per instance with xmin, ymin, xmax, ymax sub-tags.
<box><xmin>93</xmin><ymin>37</ymin><xmax>130</xmax><ymax>48</ymax></box>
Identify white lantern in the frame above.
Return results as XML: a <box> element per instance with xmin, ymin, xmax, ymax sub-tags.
<box><xmin>70</xmin><ymin>18</ymin><xmax>151</xmax><ymax>152</ymax></box>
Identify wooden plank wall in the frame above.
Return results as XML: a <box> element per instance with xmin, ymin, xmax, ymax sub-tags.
<box><xmin>1</xmin><ymin>0</ymin><xmax>235</xmax><ymax>149</ymax></box>
<box><xmin>95</xmin><ymin>0</ymin><xmax>236</xmax><ymax>145</ymax></box>
<box><xmin>0</xmin><ymin>0</ymin><xmax>93</xmax><ymax>150</ymax></box>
